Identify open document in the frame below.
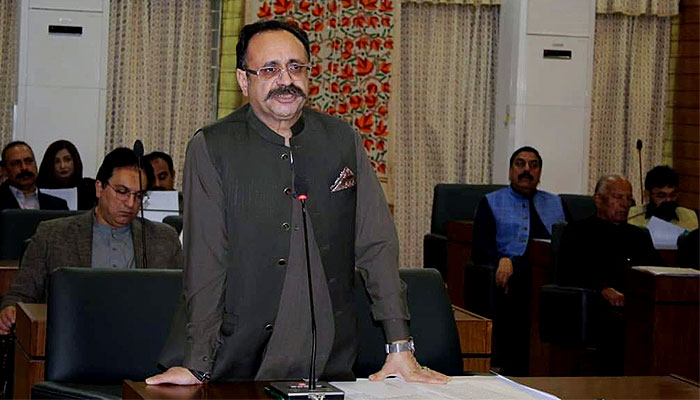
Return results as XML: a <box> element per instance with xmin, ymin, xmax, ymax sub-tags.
<box><xmin>39</xmin><ymin>188</ymin><xmax>78</xmax><ymax>210</ymax></box>
<box><xmin>647</xmin><ymin>216</ymin><xmax>686</xmax><ymax>249</ymax></box>
<box><xmin>142</xmin><ymin>190</ymin><xmax>179</xmax><ymax>222</ymax></box>
<box><xmin>330</xmin><ymin>376</ymin><xmax>559</xmax><ymax>400</ymax></box>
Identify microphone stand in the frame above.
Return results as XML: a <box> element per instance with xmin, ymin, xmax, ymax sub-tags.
<box><xmin>134</xmin><ymin>140</ymin><xmax>148</xmax><ymax>269</ymax></box>
<box><xmin>267</xmin><ymin>190</ymin><xmax>343</xmax><ymax>400</ymax></box>
<box><xmin>636</xmin><ymin>139</ymin><xmax>644</xmax><ymax>205</ymax></box>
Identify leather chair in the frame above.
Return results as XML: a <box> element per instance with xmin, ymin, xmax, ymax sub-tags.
<box><xmin>31</xmin><ymin>268</ymin><xmax>183</xmax><ymax>399</ymax></box>
<box><xmin>424</xmin><ymin>184</ymin><xmax>505</xmax><ymax>279</ymax></box>
<box><xmin>677</xmin><ymin>229</ymin><xmax>699</xmax><ymax>269</ymax></box>
<box><xmin>157</xmin><ymin>268</ymin><xmax>464</xmax><ymax>379</ymax></box>
<box><xmin>560</xmin><ymin>194</ymin><xmax>596</xmax><ymax>222</ymax></box>
<box><xmin>162</xmin><ymin>215</ymin><xmax>183</xmax><ymax>235</ymax></box>
<box><xmin>353</xmin><ymin>268</ymin><xmax>463</xmax><ymax>377</ymax></box>
<box><xmin>0</xmin><ymin>209</ymin><xmax>84</xmax><ymax>260</ymax></box>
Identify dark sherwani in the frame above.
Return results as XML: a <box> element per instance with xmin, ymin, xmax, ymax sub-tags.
<box><xmin>181</xmin><ymin>105</ymin><xmax>409</xmax><ymax>381</ymax></box>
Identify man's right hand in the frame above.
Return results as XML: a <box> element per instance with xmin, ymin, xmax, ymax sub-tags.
<box><xmin>0</xmin><ymin>306</ymin><xmax>16</xmax><ymax>335</ymax></box>
<box><xmin>602</xmin><ymin>287</ymin><xmax>624</xmax><ymax>307</ymax></box>
<box><xmin>495</xmin><ymin>257</ymin><xmax>514</xmax><ymax>291</ymax></box>
<box><xmin>145</xmin><ymin>366</ymin><xmax>202</xmax><ymax>386</ymax></box>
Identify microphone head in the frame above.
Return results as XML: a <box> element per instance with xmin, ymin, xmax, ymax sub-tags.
<box><xmin>636</xmin><ymin>139</ymin><xmax>643</xmax><ymax>151</ymax></box>
<box><xmin>134</xmin><ymin>140</ymin><xmax>144</xmax><ymax>157</ymax></box>
<box><xmin>294</xmin><ymin>176</ymin><xmax>309</xmax><ymax>199</ymax></box>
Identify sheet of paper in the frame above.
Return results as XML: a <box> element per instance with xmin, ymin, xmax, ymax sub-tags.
<box><xmin>142</xmin><ymin>190</ymin><xmax>179</xmax><ymax>222</ymax></box>
<box><xmin>632</xmin><ymin>266</ymin><xmax>700</xmax><ymax>277</ymax></box>
<box><xmin>646</xmin><ymin>216</ymin><xmax>685</xmax><ymax>250</ymax></box>
<box><xmin>40</xmin><ymin>187</ymin><xmax>78</xmax><ymax>210</ymax></box>
<box><xmin>331</xmin><ymin>376</ymin><xmax>559</xmax><ymax>400</ymax></box>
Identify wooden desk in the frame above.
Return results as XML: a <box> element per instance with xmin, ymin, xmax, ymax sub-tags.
<box><xmin>445</xmin><ymin>220</ymin><xmax>474</xmax><ymax>308</ymax></box>
<box><xmin>512</xmin><ymin>376</ymin><xmax>699</xmax><ymax>399</ymax></box>
<box><xmin>0</xmin><ymin>263</ymin><xmax>18</xmax><ymax>298</ymax></box>
<box><xmin>124</xmin><ymin>376</ymin><xmax>700</xmax><ymax>399</ymax></box>
<box><xmin>13</xmin><ymin>302</ymin><xmax>46</xmax><ymax>400</ymax></box>
<box><xmin>625</xmin><ymin>267</ymin><xmax>699</xmax><ymax>382</ymax></box>
<box><xmin>453</xmin><ymin>306</ymin><xmax>491</xmax><ymax>373</ymax></box>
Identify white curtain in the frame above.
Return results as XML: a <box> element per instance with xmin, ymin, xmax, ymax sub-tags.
<box><xmin>105</xmin><ymin>0</ymin><xmax>216</xmax><ymax>188</ymax></box>
<box><xmin>0</xmin><ymin>0</ymin><xmax>18</xmax><ymax>148</ymax></box>
<box><xmin>394</xmin><ymin>2</ymin><xmax>499</xmax><ymax>267</ymax></box>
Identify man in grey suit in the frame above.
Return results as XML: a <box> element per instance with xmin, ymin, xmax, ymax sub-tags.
<box><xmin>0</xmin><ymin>147</ymin><xmax>183</xmax><ymax>334</ymax></box>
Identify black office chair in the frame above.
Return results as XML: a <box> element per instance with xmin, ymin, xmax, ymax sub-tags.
<box><xmin>0</xmin><ymin>209</ymin><xmax>84</xmax><ymax>260</ymax></box>
<box><xmin>162</xmin><ymin>215</ymin><xmax>183</xmax><ymax>235</ymax></box>
<box><xmin>353</xmin><ymin>268</ymin><xmax>463</xmax><ymax>377</ymax></box>
<box><xmin>31</xmin><ymin>268</ymin><xmax>183</xmax><ymax>399</ymax></box>
<box><xmin>560</xmin><ymin>194</ymin><xmax>596</xmax><ymax>222</ymax></box>
<box><xmin>424</xmin><ymin>184</ymin><xmax>505</xmax><ymax>279</ymax></box>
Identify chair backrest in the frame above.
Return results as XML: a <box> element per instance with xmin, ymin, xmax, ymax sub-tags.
<box><xmin>353</xmin><ymin>268</ymin><xmax>463</xmax><ymax>377</ymax></box>
<box><xmin>430</xmin><ymin>184</ymin><xmax>506</xmax><ymax>235</ymax></box>
<box><xmin>162</xmin><ymin>215</ymin><xmax>183</xmax><ymax>234</ymax></box>
<box><xmin>677</xmin><ymin>229</ymin><xmax>699</xmax><ymax>269</ymax></box>
<box><xmin>45</xmin><ymin>268</ymin><xmax>183</xmax><ymax>382</ymax></box>
<box><xmin>560</xmin><ymin>194</ymin><xmax>595</xmax><ymax>222</ymax></box>
<box><xmin>0</xmin><ymin>209</ymin><xmax>84</xmax><ymax>260</ymax></box>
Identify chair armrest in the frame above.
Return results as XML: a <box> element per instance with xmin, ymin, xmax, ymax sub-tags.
<box><xmin>539</xmin><ymin>285</ymin><xmax>598</xmax><ymax>347</ymax></box>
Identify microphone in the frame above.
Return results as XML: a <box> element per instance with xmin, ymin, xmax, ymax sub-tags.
<box><xmin>636</xmin><ymin>139</ymin><xmax>644</xmax><ymax>204</ymax></box>
<box><xmin>133</xmin><ymin>140</ymin><xmax>148</xmax><ymax>269</ymax></box>
<box><xmin>267</xmin><ymin>177</ymin><xmax>343</xmax><ymax>399</ymax></box>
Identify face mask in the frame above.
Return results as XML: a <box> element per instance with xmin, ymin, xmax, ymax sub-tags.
<box><xmin>646</xmin><ymin>200</ymin><xmax>678</xmax><ymax>222</ymax></box>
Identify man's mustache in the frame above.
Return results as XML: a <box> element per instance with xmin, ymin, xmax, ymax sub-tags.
<box><xmin>518</xmin><ymin>172</ymin><xmax>534</xmax><ymax>180</ymax></box>
<box><xmin>16</xmin><ymin>170</ymin><xmax>34</xmax><ymax>180</ymax></box>
<box><xmin>265</xmin><ymin>84</ymin><xmax>306</xmax><ymax>101</ymax></box>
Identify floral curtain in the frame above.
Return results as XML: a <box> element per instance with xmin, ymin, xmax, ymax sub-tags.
<box><xmin>0</xmin><ymin>0</ymin><xmax>18</xmax><ymax>149</ymax></box>
<box><xmin>105</xmin><ymin>0</ymin><xmax>216</xmax><ymax>189</ymax></box>
<box><xmin>247</xmin><ymin>0</ymin><xmax>396</xmax><ymax>182</ymax></box>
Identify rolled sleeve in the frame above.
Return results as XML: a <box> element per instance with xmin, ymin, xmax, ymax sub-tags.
<box><xmin>182</xmin><ymin>132</ymin><xmax>228</xmax><ymax>372</ymax></box>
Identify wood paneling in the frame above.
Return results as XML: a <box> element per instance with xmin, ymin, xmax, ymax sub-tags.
<box><xmin>672</xmin><ymin>1</ymin><xmax>700</xmax><ymax>212</ymax></box>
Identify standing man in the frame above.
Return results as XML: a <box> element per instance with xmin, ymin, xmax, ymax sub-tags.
<box><xmin>0</xmin><ymin>141</ymin><xmax>68</xmax><ymax>211</ymax></box>
<box><xmin>472</xmin><ymin>146</ymin><xmax>568</xmax><ymax>375</ymax></box>
<box><xmin>147</xmin><ymin>20</ymin><xmax>447</xmax><ymax>385</ymax></box>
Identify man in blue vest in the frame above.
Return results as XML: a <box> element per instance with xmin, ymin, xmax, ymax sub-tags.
<box><xmin>473</xmin><ymin>146</ymin><xmax>568</xmax><ymax>375</ymax></box>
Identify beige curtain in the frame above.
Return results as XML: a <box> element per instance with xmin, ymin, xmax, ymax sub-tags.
<box><xmin>588</xmin><ymin>13</ymin><xmax>672</xmax><ymax>203</ymax></box>
<box><xmin>597</xmin><ymin>0</ymin><xmax>678</xmax><ymax>16</ymax></box>
<box><xmin>0</xmin><ymin>0</ymin><xmax>18</xmax><ymax>148</ymax></box>
<box><xmin>394</xmin><ymin>2</ymin><xmax>499</xmax><ymax>267</ymax></box>
<box><xmin>106</xmin><ymin>1</ymin><xmax>216</xmax><ymax>188</ymax></box>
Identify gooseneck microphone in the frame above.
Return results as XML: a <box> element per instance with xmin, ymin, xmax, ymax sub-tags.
<box><xmin>636</xmin><ymin>139</ymin><xmax>644</xmax><ymax>204</ymax></box>
<box><xmin>133</xmin><ymin>140</ymin><xmax>148</xmax><ymax>269</ymax></box>
<box><xmin>267</xmin><ymin>177</ymin><xmax>343</xmax><ymax>399</ymax></box>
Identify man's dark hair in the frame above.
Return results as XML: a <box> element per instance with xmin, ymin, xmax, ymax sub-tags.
<box><xmin>145</xmin><ymin>151</ymin><xmax>174</xmax><ymax>174</ymax></box>
<box><xmin>509</xmin><ymin>146</ymin><xmax>543</xmax><ymax>167</ymax></box>
<box><xmin>1</xmin><ymin>141</ymin><xmax>33</xmax><ymax>166</ymax></box>
<box><xmin>236</xmin><ymin>19</ymin><xmax>310</xmax><ymax>70</ymax></box>
<box><xmin>96</xmin><ymin>147</ymin><xmax>155</xmax><ymax>190</ymax></box>
<box><xmin>644</xmin><ymin>165</ymin><xmax>679</xmax><ymax>192</ymax></box>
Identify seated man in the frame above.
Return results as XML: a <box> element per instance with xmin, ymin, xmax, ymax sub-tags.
<box><xmin>628</xmin><ymin>165</ymin><xmax>698</xmax><ymax>231</ymax></box>
<box><xmin>0</xmin><ymin>141</ymin><xmax>68</xmax><ymax>211</ymax></box>
<box><xmin>0</xmin><ymin>147</ymin><xmax>184</xmax><ymax>334</ymax></box>
<box><xmin>473</xmin><ymin>146</ymin><xmax>568</xmax><ymax>375</ymax></box>
<box><xmin>145</xmin><ymin>151</ymin><xmax>176</xmax><ymax>191</ymax></box>
<box><xmin>558</xmin><ymin>175</ymin><xmax>663</xmax><ymax>374</ymax></box>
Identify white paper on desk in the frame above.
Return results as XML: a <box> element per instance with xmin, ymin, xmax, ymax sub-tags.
<box><xmin>633</xmin><ymin>266</ymin><xmax>700</xmax><ymax>277</ymax></box>
<box><xmin>647</xmin><ymin>216</ymin><xmax>685</xmax><ymax>249</ymax></box>
<box><xmin>331</xmin><ymin>376</ymin><xmax>559</xmax><ymax>400</ymax></box>
<box><xmin>39</xmin><ymin>188</ymin><xmax>77</xmax><ymax>210</ymax></box>
<box><xmin>142</xmin><ymin>190</ymin><xmax>179</xmax><ymax>222</ymax></box>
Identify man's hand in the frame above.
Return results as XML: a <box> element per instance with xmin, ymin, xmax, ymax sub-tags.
<box><xmin>145</xmin><ymin>367</ymin><xmax>202</xmax><ymax>386</ymax></box>
<box><xmin>369</xmin><ymin>351</ymin><xmax>450</xmax><ymax>384</ymax></box>
<box><xmin>495</xmin><ymin>257</ymin><xmax>513</xmax><ymax>291</ymax></box>
<box><xmin>602</xmin><ymin>287</ymin><xmax>624</xmax><ymax>307</ymax></box>
<box><xmin>0</xmin><ymin>306</ymin><xmax>16</xmax><ymax>335</ymax></box>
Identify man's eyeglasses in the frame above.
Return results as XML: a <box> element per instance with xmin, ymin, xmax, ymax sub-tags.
<box><xmin>106</xmin><ymin>183</ymin><xmax>149</xmax><ymax>202</ymax></box>
<box><xmin>513</xmin><ymin>159</ymin><xmax>541</xmax><ymax>169</ymax></box>
<box><xmin>244</xmin><ymin>63</ymin><xmax>310</xmax><ymax>81</ymax></box>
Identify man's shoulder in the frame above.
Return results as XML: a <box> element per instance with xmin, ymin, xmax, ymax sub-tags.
<box><xmin>302</xmin><ymin>107</ymin><xmax>356</xmax><ymax>137</ymax></box>
<box><xmin>35</xmin><ymin>212</ymin><xmax>90</xmax><ymax>236</ymax></box>
<box><xmin>535</xmin><ymin>189</ymin><xmax>561</xmax><ymax>200</ymax></box>
<box><xmin>142</xmin><ymin>219</ymin><xmax>179</xmax><ymax>241</ymax></box>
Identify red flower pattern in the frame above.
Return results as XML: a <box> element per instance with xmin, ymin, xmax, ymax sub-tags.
<box><xmin>355</xmin><ymin>114</ymin><xmax>374</xmax><ymax>133</ymax></box>
<box><xmin>257</xmin><ymin>2</ymin><xmax>272</xmax><ymax>18</ymax></box>
<box><xmin>356</xmin><ymin>57</ymin><xmax>374</xmax><ymax>76</ymax></box>
<box><xmin>273</xmin><ymin>0</ymin><xmax>293</xmax><ymax>14</ymax></box>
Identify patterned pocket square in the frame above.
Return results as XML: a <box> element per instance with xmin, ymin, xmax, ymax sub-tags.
<box><xmin>330</xmin><ymin>167</ymin><xmax>356</xmax><ymax>192</ymax></box>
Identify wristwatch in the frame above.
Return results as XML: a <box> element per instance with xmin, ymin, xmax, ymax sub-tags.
<box><xmin>188</xmin><ymin>369</ymin><xmax>211</xmax><ymax>383</ymax></box>
<box><xmin>385</xmin><ymin>337</ymin><xmax>415</xmax><ymax>354</ymax></box>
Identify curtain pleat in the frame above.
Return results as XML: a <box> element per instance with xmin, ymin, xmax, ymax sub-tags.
<box><xmin>0</xmin><ymin>1</ymin><xmax>19</xmax><ymax>149</ymax></box>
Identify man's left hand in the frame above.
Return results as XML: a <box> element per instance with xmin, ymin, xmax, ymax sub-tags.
<box><xmin>368</xmin><ymin>351</ymin><xmax>450</xmax><ymax>384</ymax></box>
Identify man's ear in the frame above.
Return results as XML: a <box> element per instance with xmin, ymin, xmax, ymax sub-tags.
<box><xmin>236</xmin><ymin>68</ymin><xmax>249</xmax><ymax>97</ymax></box>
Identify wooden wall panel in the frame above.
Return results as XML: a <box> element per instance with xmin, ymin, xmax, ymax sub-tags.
<box><xmin>672</xmin><ymin>1</ymin><xmax>700</xmax><ymax>212</ymax></box>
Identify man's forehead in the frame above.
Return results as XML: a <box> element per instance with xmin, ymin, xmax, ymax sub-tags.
<box><xmin>7</xmin><ymin>146</ymin><xmax>33</xmax><ymax>158</ymax></box>
<box><xmin>247</xmin><ymin>30</ymin><xmax>307</xmax><ymax>64</ymax></box>
<box><xmin>653</xmin><ymin>185</ymin><xmax>677</xmax><ymax>192</ymax></box>
<box><xmin>514</xmin><ymin>151</ymin><xmax>538</xmax><ymax>160</ymax></box>
<box><xmin>607</xmin><ymin>180</ymin><xmax>632</xmax><ymax>194</ymax></box>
